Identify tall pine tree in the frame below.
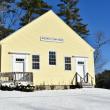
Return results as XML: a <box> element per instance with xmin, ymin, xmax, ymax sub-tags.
<box><xmin>0</xmin><ymin>0</ymin><xmax>14</xmax><ymax>40</ymax></box>
<box><xmin>57</xmin><ymin>0</ymin><xmax>89</xmax><ymax>38</ymax></box>
<box><xmin>17</xmin><ymin>0</ymin><xmax>51</xmax><ymax>26</ymax></box>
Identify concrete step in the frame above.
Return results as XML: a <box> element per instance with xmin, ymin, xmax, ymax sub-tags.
<box><xmin>82</xmin><ymin>82</ymin><xmax>93</xmax><ymax>88</ymax></box>
<box><xmin>82</xmin><ymin>82</ymin><xmax>92</xmax><ymax>86</ymax></box>
<box><xmin>82</xmin><ymin>85</ymin><xmax>94</xmax><ymax>88</ymax></box>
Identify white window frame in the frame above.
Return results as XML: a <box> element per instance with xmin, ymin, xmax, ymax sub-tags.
<box><xmin>32</xmin><ymin>55</ymin><xmax>40</xmax><ymax>69</ymax></box>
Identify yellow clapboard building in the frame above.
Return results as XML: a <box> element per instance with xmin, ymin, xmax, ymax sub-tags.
<box><xmin>0</xmin><ymin>10</ymin><xmax>95</xmax><ymax>88</ymax></box>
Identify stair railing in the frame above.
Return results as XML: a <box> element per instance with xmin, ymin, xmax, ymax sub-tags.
<box><xmin>84</xmin><ymin>73</ymin><xmax>94</xmax><ymax>86</ymax></box>
<box><xmin>71</xmin><ymin>72</ymin><xmax>94</xmax><ymax>86</ymax></box>
<box><xmin>71</xmin><ymin>72</ymin><xmax>84</xmax><ymax>85</ymax></box>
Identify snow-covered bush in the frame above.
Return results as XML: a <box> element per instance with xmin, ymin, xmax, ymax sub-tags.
<box><xmin>0</xmin><ymin>82</ymin><xmax>15</xmax><ymax>91</ymax></box>
<box><xmin>15</xmin><ymin>81</ymin><xmax>35</xmax><ymax>92</ymax></box>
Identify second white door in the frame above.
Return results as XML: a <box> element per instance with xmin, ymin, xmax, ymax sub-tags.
<box><xmin>75</xmin><ymin>58</ymin><xmax>87</xmax><ymax>83</ymax></box>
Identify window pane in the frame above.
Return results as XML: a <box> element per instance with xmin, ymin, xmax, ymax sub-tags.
<box><xmin>49</xmin><ymin>51</ymin><xmax>56</xmax><ymax>65</ymax></box>
<box><xmin>16</xmin><ymin>58</ymin><xmax>24</xmax><ymax>62</ymax></box>
<box><xmin>49</xmin><ymin>55</ymin><xmax>55</xmax><ymax>59</ymax></box>
<box><xmin>32</xmin><ymin>63</ymin><xmax>40</xmax><ymax>69</ymax></box>
<box><xmin>49</xmin><ymin>59</ymin><xmax>56</xmax><ymax>62</ymax></box>
<box><xmin>32</xmin><ymin>55</ymin><xmax>39</xmax><ymax>62</ymax></box>
<box><xmin>49</xmin><ymin>61</ymin><xmax>56</xmax><ymax>65</ymax></box>
<box><xmin>65</xmin><ymin>64</ymin><xmax>71</xmax><ymax>70</ymax></box>
<box><xmin>65</xmin><ymin>57</ymin><xmax>71</xmax><ymax>63</ymax></box>
<box><xmin>78</xmin><ymin>61</ymin><xmax>84</xmax><ymax>64</ymax></box>
<box><xmin>49</xmin><ymin>51</ymin><xmax>55</xmax><ymax>55</ymax></box>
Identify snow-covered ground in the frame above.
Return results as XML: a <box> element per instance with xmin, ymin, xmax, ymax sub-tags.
<box><xmin>0</xmin><ymin>88</ymin><xmax>110</xmax><ymax>110</ymax></box>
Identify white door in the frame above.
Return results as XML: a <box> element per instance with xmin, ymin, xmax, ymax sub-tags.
<box><xmin>12</xmin><ymin>55</ymin><xmax>26</xmax><ymax>80</ymax></box>
<box><xmin>77</xmin><ymin>64</ymin><xmax>85</xmax><ymax>82</ymax></box>
<box><xmin>76</xmin><ymin>58</ymin><xmax>87</xmax><ymax>83</ymax></box>
<box><xmin>14</xmin><ymin>62</ymin><xmax>24</xmax><ymax>72</ymax></box>
<box><xmin>14</xmin><ymin>61</ymin><xmax>24</xmax><ymax>80</ymax></box>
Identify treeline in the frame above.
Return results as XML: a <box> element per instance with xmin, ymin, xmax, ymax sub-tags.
<box><xmin>0</xmin><ymin>0</ymin><xmax>89</xmax><ymax>40</ymax></box>
<box><xmin>96</xmin><ymin>70</ymin><xmax>110</xmax><ymax>89</ymax></box>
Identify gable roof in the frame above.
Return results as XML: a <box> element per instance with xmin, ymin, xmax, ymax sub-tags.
<box><xmin>0</xmin><ymin>10</ymin><xmax>94</xmax><ymax>51</ymax></box>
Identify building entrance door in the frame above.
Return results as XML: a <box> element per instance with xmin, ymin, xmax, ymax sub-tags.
<box><xmin>12</xmin><ymin>55</ymin><xmax>26</xmax><ymax>80</ymax></box>
<box><xmin>75</xmin><ymin>57</ymin><xmax>87</xmax><ymax>83</ymax></box>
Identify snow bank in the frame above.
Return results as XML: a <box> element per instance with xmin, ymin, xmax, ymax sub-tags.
<box><xmin>0</xmin><ymin>88</ymin><xmax>110</xmax><ymax>110</ymax></box>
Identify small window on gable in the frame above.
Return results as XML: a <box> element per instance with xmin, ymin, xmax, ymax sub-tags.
<box><xmin>65</xmin><ymin>57</ymin><xmax>71</xmax><ymax>70</ymax></box>
<box><xmin>32</xmin><ymin>55</ymin><xmax>40</xmax><ymax>69</ymax></box>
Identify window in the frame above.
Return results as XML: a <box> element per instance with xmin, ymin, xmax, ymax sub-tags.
<box><xmin>78</xmin><ymin>61</ymin><xmax>84</xmax><ymax>64</ymax></box>
<box><xmin>32</xmin><ymin>55</ymin><xmax>40</xmax><ymax>69</ymax></box>
<box><xmin>16</xmin><ymin>58</ymin><xmax>24</xmax><ymax>62</ymax></box>
<box><xmin>65</xmin><ymin>57</ymin><xmax>71</xmax><ymax>70</ymax></box>
<box><xmin>49</xmin><ymin>51</ymin><xmax>56</xmax><ymax>65</ymax></box>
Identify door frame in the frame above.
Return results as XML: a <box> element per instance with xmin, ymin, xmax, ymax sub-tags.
<box><xmin>74</xmin><ymin>57</ymin><xmax>88</xmax><ymax>82</ymax></box>
<box><xmin>12</xmin><ymin>54</ymin><xmax>28</xmax><ymax>72</ymax></box>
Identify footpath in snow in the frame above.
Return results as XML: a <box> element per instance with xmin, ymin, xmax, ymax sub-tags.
<box><xmin>0</xmin><ymin>88</ymin><xmax>110</xmax><ymax>110</ymax></box>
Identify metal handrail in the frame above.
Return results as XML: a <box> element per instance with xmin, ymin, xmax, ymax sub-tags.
<box><xmin>71</xmin><ymin>73</ymin><xmax>77</xmax><ymax>84</ymax></box>
<box><xmin>84</xmin><ymin>73</ymin><xmax>94</xmax><ymax>85</ymax></box>
<box><xmin>72</xmin><ymin>72</ymin><xmax>94</xmax><ymax>85</ymax></box>
<box><xmin>71</xmin><ymin>72</ymin><xmax>84</xmax><ymax>85</ymax></box>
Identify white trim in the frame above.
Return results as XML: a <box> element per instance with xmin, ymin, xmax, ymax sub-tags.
<box><xmin>75</xmin><ymin>57</ymin><xmax>88</xmax><ymax>82</ymax></box>
<box><xmin>12</xmin><ymin>54</ymin><xmax>28</xmax><ymax>72</ymax></box>
<box><xmin>9</xmin><ymin>52</ymin><xmax>30</xmax><ymax>55</ymax></box>
<box><xmin>72</xmin><ymin>56</ymin><xmax>88</xmax><ymax>58</ymax></box>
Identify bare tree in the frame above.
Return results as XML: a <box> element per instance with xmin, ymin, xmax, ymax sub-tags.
<box><xmin>94</xmin><ymin>32</ymin><xmax>110</xmax><ymax>73</ymax></box>
<box><xmin>0</xmin><ymin>0</ymin><xmax>23</xmax><ymax>29</ymax></box>
<box><xmin>0</xmin><ymin>0</ymin><xmax>23</xmax><ymax>40</ymax></box>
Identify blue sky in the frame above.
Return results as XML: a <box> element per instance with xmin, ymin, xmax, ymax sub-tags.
<box><xmin>45</xmin><ymin>0</ymin><xmax>110</xmax><ymax>71</ymax></box>
<box><xmin>78</xmin><ymin>0</ymin><xmax>110</xmax><ymax>71</ymax></box>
